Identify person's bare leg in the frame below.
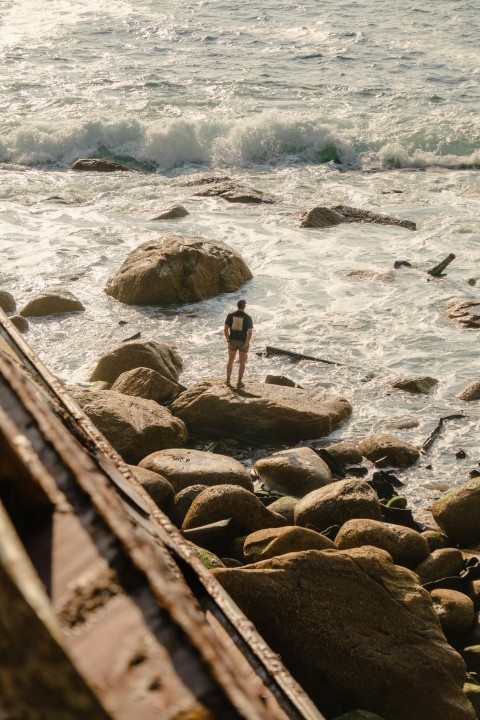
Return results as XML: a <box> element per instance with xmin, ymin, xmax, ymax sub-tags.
<box><xmin>226</xmin><ymin>348</ymin><xmax>237</xmax><ymax>384</ymax></box>
<box><xmin>237</xmin><ymin>351</ymin><xmax>247</xmax><ymax>384</ymax></box>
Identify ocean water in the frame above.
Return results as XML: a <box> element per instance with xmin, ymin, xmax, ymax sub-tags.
<box><xmin>1</xmin><ymin>0</ymin><xmax>479</xmax><ymax>508</ymax></box>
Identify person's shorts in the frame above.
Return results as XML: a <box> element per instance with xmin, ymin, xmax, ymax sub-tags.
<box><xmin>228</xmin><ymin>340</ymin><xmax>249</xmax><ymax>353</ymax></box>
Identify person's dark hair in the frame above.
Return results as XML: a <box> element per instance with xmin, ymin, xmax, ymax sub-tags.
<box><xmin>237</xmin><ymin>299</ymin><xmax>246</xmax><ymax>309</ymax></box>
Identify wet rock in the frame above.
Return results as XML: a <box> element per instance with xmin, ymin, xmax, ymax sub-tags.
<box><xmin>325</xmin><ymin>441</ymin><xmax>362</xmax><ymax>465</ymax></box>
<box><xmin>414</xmin><ymin>548</ymin><xmax>465</xmax><ymax>585</ymax></box>
<box><xmin>20</xmin><ymin>290</ymin><xmax>85</xmax><ymax>317</ymax></box>
<box><xmin>457</xmin><ymin>380</ymin><xmax>480</xmax><ymax>401</ymax></box>
<box><xmin>167</xmin><ymin>484</ymin><xmax>207</xmax><ymax>527</ymax></box>
<box><xmin>385</xmin><ymin>416</ymin><xmax>420</xmax><ymax>430</ymax></box>
<box><xmin>89</xmin><ymin>340</ymin><xmax>182</xmax><ymax>385</ymax></box>
<box><xmin>431</xmin><ymin>589</ymin><xmax>475</xmax><ymax>639</ymax></box>
<box><xmin>105</xmin><ymin>235</ymin><xmax>252</xmax><ymax>306</ymax></box>
<box><xmin>9</xmin><ymin>315</ymin><xmax>29</xmax><ymax>333</ymax></box>
<box><xmin>69</xmin><ymin>388</ymin><xmax>188</xmax><ymax>465</ymax></box>
<box><xmin>111</xmin><ymin>367</ymin><xmax>181</xmax><ymax>403</ymax></box>
<box><xmin>244</xmin><ymin>526</ymin><xmax>335</xmax><ymax>563</ymax></box>
<box><xmin>357</xmin><ymin>433</ymin><xmax>420</xmax><ymax>468</ymax></box>
<box><xmin>300</xmin><ymin>206</ymin><xmax>345</xmax><ymax>228</ymax></box>
<box><xmin>254</xmin><ymin>447</ymin><xmax>333</xmax><ymax>496</ymax></box>
<box><xmin>0</xmin><ymin>290</ymin><xmax>16</xmax><ymax>314</ymax></box>
<box><xmin>182</xmin><ymin>485</ymin><xmax>287</xmax><ymax>532</ymax></box>
<box><xmin>170</xmin><ymin>378</ymin><xmax>352</xmax><ymax>443</ymax></box>
<box><xmin>180</xmin><ymin>175</ymin><xmax>232</xmax><ymax>187</ymax></box>
<box><xmin>139</xmin><ymin>448</ymin><xmax>253</xmax><ymax>493</ymax></box>
<box><xmin>294</xmin><ymin>479</ymin><xmax>382</xmax><ymax>533</ymax></box>
<box><xmin>127</xmin><ymin>464</ymin><xmax>174</xmax><ymax>510</ymax></box>
<box><xmin>335</xmin><ymin>518</ymin><xmax>430</xmax><ymax>568</ymax></box>
<box><xmin>70</xmin><ymin>158</ymin><xmax>133</xmax><ymax>172</ymax></box>
<box><xmin>432</xmin><ymin>479</ymin><xmax>480</xmax><ymax>546</ymax></box>
<box><xmin>213</xmin><ymin>547</ymin><xmax>474</xmax><ymax>720</ymax></box>
<box><xmin>150</xmin><ymin>205</ymin><xmax>189</xmax><ymax>220</ymax></box>
<box><xmin>445</xmin><ymin>299</ymin><xmax>480</xmax><ymax>329</ymax></box>
<box><xmin>332</xmin><ymin>204</ymin><xmax>417</xmax><ymax>231</ymax></box>
<box><xmin>391</xmin><ymin>376</ymin><xmax>438</xmax><ymax>394</ymax></box>
<box><xmin>266</xmin><ymin>496</ymin><xmax>298</xmax><ymax>525</ymax></box>
<box><xmin>264</xmin><ymin>374</ymin><xmax>296</xmax><ymax>387</ymax></box>
<box><xmin>345</xmin><ymin>270</ymin><xmax>395</xmax><ymax>283</ymax></box>
<box><xmin>193</xmin><ymin>182</ymin><xmax>274</xmax><ymax>204</ymax></box>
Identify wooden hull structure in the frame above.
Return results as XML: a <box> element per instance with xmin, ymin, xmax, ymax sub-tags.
<box><xmin>0</xmin><ymin>310</ymin><xmax>324</xmax><ymax>720</ymax></box>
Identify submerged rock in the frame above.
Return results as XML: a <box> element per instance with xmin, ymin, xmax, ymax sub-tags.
<box><xmin>139</xmin><ymin>448</ymin><xmax>253</xmax><ymax>493</ymax></box>
<box><xmin>69</xmin><ymin>388</ymin><xmax>188</xmax><ymax>465</ymax></box>
<box><xmin>213</xmin><ymin>547</ymin><xmax>474</xmax><ymax>719</ymax></box>
<box><xmin>20</xmin><ymin>290</ymin><xmax>85</xmax><ymax>317</ymax></box>
<box><xmin>193</xmin><ymin>182</ymin><xmax>274</xmax><ymax>204</ymax></box>
<box><xmin>391</xmin><ymin>376</ymin><xmax>438</xmax><ymax>394</ymax></box>
<box><xmin>170</xmin><ymin>378</ymin><xmax>352</xmax><ymax>443</ymax></box>
<box><xmin>89</xmin><ymin>341</ymin><xmax>183</xmax><ymax>385</ymax></box>
<box><xmin>70</xmin><ymin>158</ymin><xmax>133</xmax><ymax>172</ymax></box>
<box><xmin>445</xmin><ymin>299</ymin><xmax>480</xmax><ymax>329</ymax></box>
<box><xmin>105</xmin><ymin>235</ymin><xmax>252</xmax><ymax>306</ymax></box>
<box><xmin>332</xmin><ymin>204</ymin><xmax>417</xmax><ymax>231</ymax></box>
<box><xmin>151</xmin><ymin>205</ymin><xmax>189</xmax><ymax>220</ymax></box>
<box><xmin>345</xmin><ymin>270</ymin><xmax>395</xmax><ymax>283</ymax></box>
<box><xmin>300</xmin><ymin>206</ymin><xmax>345</xmax><ymax>228</ymax></box>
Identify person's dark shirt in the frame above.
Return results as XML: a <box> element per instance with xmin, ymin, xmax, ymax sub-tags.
<box><xmin>225</xmin><ymin>310</ymin><xmax>253</xmax><ymax>342</ymax></box>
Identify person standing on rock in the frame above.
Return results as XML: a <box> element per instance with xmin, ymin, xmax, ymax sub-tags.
<box><xmin>224</xmin><ymin>299</ymin><xmax>253</xmax><ymax>388</ymax></box>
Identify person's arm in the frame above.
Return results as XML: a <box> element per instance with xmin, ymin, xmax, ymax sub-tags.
<box><xmin>224</xmin><ymin>323</ymin><xmax>231</xmax><ymax>342</ymax></box>
<box><xmin>242</xmin><ymin>327</ymin><xmax>253</xmax><ymax>349</ymax></box>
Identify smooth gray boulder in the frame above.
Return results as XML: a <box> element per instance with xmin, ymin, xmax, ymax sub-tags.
<box><xmin>414</xmin><ymin>548</ymin><xmax>465</xmax><ymax>585</ymax></box>
<box><xmin>170</xmin><ymin>378</ymin><xmax>352</xmax><ymax>443</ymax></box>
<box><xmin>294</xmin><ymin>479</ymin><xmax>382</xmax><ymax>532</ymax></box>
<box><xmin>69</xmin><ymin>388</ymin><xmax>188</xmax><ymax>465</ymax></box>
<box><xmin>105</xmin><ymin>235</ymin><xmax>252</xmax><ymax>306</ymax></box>
<box><xmin>89</xmin><ymin>341</ymin><xmax>182</xmax><ymax>385</ymax></box>
<box><xmin>213</xmin><ymin>547</ymin><xmax>473</xmax><ymax>720</ymax></box>
<box><xmin>20</xmin><ymin>290</ymin><xmax>85</xmax><ymax>317</ymax></box>
<box><xmin>139</xmin><ymin>448</ymin><xmax>253</xmax><ymax>493</ymax></box>
<box><xmin>445</xmin><ymin>299</ymin><xmax>480</xmax><ymax>329</ymax></box>
<box><xmin>254</xmin><ymin>447</ymin><xmax>333</xmax><ymax>496</ymax></box>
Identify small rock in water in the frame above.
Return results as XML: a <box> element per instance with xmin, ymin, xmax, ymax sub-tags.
<box><xmin>456</xmin><ymin>450</ymin><xmax>467</xmax><ymax>459</ymax></box>
<box><xmin>70</xmin><ymin>158</ymin><xmax>133</xmax><ymax>172</ymax></box>
<box><xmin>391</xmin><ymin>376</ymin><xmax>438</xmax><ymax>395</ymax></box>
<box><xmin>300</xmin><ymin>206</ymin><xmax>346</xmax><ymax>228</ymax></box>
<box><xmin>151</xmin><ymin>205</ymin><xmax>189</xmax><ymax>220</ymax></box>
<box><xmin>467</xmin><ymin>278</ymin><xmax>478</xmax><ymax>286</ymax></box>
<box><xmin>394</xmin><ymin>260</ymin><xmax>413</xmax><ymax>268</ymax></box>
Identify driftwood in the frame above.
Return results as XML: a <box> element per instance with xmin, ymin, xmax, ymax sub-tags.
<box><xmin>422</xmin><ymin>414</ymin><xmax>466</xmax><ymax>453</ymax></box>
<box><xmin>264</xmin><ymin>346</ymin><xmax>345</xmax><ymax>366</ymax></box>
<box><xmin>427</xmin><ymin>253</ymin><xmax>455</xmax><ymax>277</ymax></box>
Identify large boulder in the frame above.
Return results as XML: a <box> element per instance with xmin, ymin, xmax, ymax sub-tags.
<box><xmin>127</xmin><ymin>464</ymin><xmax>174</xmax><ymax>510</ymax></box>
<box><xmin>244</xmin><ymin>526</ymin><xmax>335</xmax><ymax>563</ymax></box>
<box><xmin>254</xmin><ymin>447</ymin><xmax>333</xmax><ymax>496</ymax></box>
<box><xmin>20</xmin><ymin>290</ymin><xmax>85</xmax><ymax>317</ymax></box>
<box><xmin>69</xmin><ymin>388</ymin><xmax>188</xmax><ymax>465</ymax></box>
<box><xmin>335</xmin><ymin>518</ymin><xmax>430</xmax><ymax>568</ymax></box>
<box><xmin>457</xmin><ymin>380</ymin><xmax>480</xmax><ymax>401</ymax></box>
<box><xmin>89</xmin><ymin>341</ymin><xmax>182</xmax><ymax>385</ymax></box>
<box><xmin>182</xmin><ymin>485</ymin><xmax>286</xmax><ymax>532</ymax></box>
<box><xmin>432</xmin><ymin>479</ymin><xmax>480</xmax><ymax>546</ymax></box>
<box><xmin>111</xmin><ymin>367</ymin><xmax>181</xmax><ymax>403</ymax></box>
<box><xmin>139</xmin><ymin>448</ymin><xmax>253</xmax><ymax>493</ymax></box>
<box><xmin>213</xmin><ymin>547</ymin><xmax>474</xmax><ymax>720</ymax></box>
<box><xmin>294</xmin><ymin>479</ymin><xmax>382</xmax><ymax>533</ymax></box>
<box><xmin>105</xmin><ymin>235</ymin><xmax>252</xmax><ymax>306</ymax></box>
<box><xmin>170</xmin><ymin>378</ymin><xmax>352</xmax><ymax>443</ymax></box>
<box><xmin>357</xmin><ymin>433</ymin><xmax>419</xmax><ymax>468</ymax></box>
<box><xmin>0</xmin><ymin>290</ymin><xmax>16</xmax><ymax>314</ymax></box>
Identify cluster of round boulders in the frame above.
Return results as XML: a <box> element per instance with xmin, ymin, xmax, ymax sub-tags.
<box><xmin>71</xmin><ymin>333</ymin><xmax>480</xmax><ymax>720</ymax></box>
<box><xmin>0</xmin><ymin>290</ymin><xmax>29</xmax><ymax>333</ymax></box>
<box><xmin>105</xmin><ymin>234</ymin><xmax>253</xmax><ymax>306</ymax></box>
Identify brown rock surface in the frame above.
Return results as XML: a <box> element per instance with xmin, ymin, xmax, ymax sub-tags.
<box><xmin>294</xmin><ymin>479</ymin><xmax>382</xmax><ymax>533</ymax></box>
<box><xmin>182</xmin><ymin>485</ymin><xmax>286</xmax><ymax>532</ymax></box>
<box><xmin>335</xmin><ymin>518</ymin><xmax>430</xmax><ymax>568</ymax></box>
<box><xmin>445</xmin><ymin>299</ymin><xmax>480</xmax><ymax>329</ymax></box>
<box><xmin>105</xmin><ymin>235</ymin><xmax>252</xmax><ymax>305</ymax></box>
<box><xmin>111</xmin><ymin>367</ymin><xmax>181</xmax><ymax>403</ymax></box>
<box><xmin>170</xmin><ymin>378</ymin><xmax>352</xmax><ymax>443</ymax></box>
<box><xmin>151</xmin><ymin>205</ymin><xmax>189</xmax><ymax>220</ymax></box>
<box><xmin>432</xmin><ymin>479</ymin><xmax>480</xmax><ymax>546</ymax></box>
<box><xmin>457</xmin><ymin>380</ymin><xmax>480</xmax><ymax>401</ymax></box>
<box><xmin>244</xmin><ymin>526</ymin><xmax>335</xmax><ymax>563</ymax></box>
<box><xmin>332</xmin><ymin>204</ymin><xmax>416</xmax><ymax>231</ymax></box>
<box><xmin>89</xmin><ymin>341</ymin><xmax>182</xmax><ymax>385</ymax></box>
<box><xmin>357</xmin><ymin>433</ymin><xmax>419</xmax><ymax>468</ymax></box>
<box><xmin>213</xmin><ymin>547</ymin><xmax>474</xmax><ymax>720</ymax></box>
<box><xmin>391</xmin><ymin>376</ymin><xmax>438</xmax><ymax>394</ymax></box>
<box><xmin>300</xmin><ymin>206</ymin><xmax>345</xmax><ymax>228</ymax></box>
<box><xmin>266</xmin><ymin>496</ymin><xmax>298</xmax><ymax>525</ymax></box>
<box><xmin>20</xmin><ymin>290</ymin><xmax>85</xmax><ymax>317</ymax></box>
<box><xmin>254</xmin><ymin>447</ymin><xmax>333</xmax><ymax>496</ymax></box>
<box><xmin>127</xmin><ymin>464</ymin><xmax>174</xmax><ymax>510</ymax></box>
<box><xmin>69</xmin><ymin>388</ymin><xmax>188</xmax><ymax>465</ymax></box>
<box><xmin>139</xmin><ymin>448</ymin><xmax>253</xmax><ymax>493</ymax></box>
<box><xmin>0</xmin><ymin>290</ymin><xmax>16</xmax><ymax>314</ymax></box>
<box><xmin>414</xmin><ymin>548</ymin><xmax>465</xmax><ymax>585</ymax></box>
<box><xmin>431</xmin><ymin>589</ymin><xmax>475</xmax><ymax>639</ymax></box>
<box><xmin>70</xmin><ymin>158</ymin><xmax>133</xmax><ymax>172</ymax></box>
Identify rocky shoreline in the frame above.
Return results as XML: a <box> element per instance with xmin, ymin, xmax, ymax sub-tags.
<box><xmin>2</xmin><ymin>204</ymin><xmax>480</xmax><ymax>719</ymax></box>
